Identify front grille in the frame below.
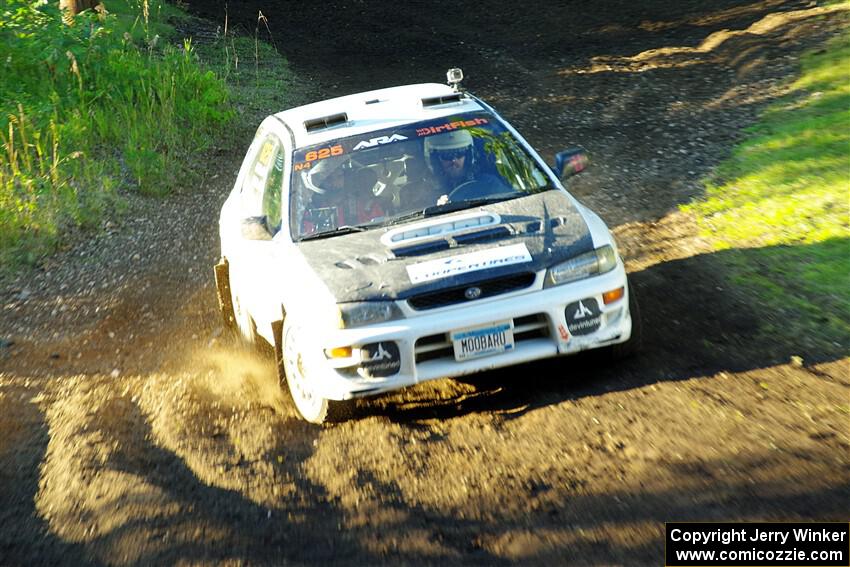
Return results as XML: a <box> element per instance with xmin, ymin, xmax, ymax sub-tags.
<box><xmin>407</xmin><ymin>273</ymin><xmax>536</xmax><ymax>311</ymax></box>
<box><xmin>414</xmin><ymin>313</ymin><xmax>550</xmax><ymax>364</ymax></box>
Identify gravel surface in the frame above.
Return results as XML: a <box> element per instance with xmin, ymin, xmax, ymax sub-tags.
<box><xmin>1</xmin><ymin>1</ymin><xmax>848</xmax><ymax>565</ymax></box>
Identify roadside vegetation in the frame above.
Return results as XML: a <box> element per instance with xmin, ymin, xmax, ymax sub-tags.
<box><xmin>684</xmin><ymin>23</ymin><xmax>850</xmax><ymax>354</ymax></box>
<box><xmin>0</xmin><ymin>0</ymin><xmax>237</xmax><ymax>268</ymax></box>
<box><xmin>192</xmin><ymin>17</ymin><xmax>301</xmax><ymax>131</ymax></box>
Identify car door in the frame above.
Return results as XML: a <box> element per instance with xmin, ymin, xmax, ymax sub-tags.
<box><xmin>229</xmin><ymin>130</ymin><xmax>288</xmax><ymax>342</ymax></box>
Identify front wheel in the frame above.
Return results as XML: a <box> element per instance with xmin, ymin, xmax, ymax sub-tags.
<box><xmin>281</xmin><ymin>320</ymin><xmax>352</xmax><ymax>424</ymax></box>
<box><xmin>610</xmin><ymin>280</ymin><xmax>643</xmax><ymax>359</ymax></box>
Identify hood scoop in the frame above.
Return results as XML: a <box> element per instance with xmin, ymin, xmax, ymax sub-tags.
<box><xmin>391</xmin><ymin>239</ymin><xmax>451</xmax><ymax>258</ymax></box>
<box><xmin>382</xmin><ymin>211</ymin><xmax>500</xmax><ymax>246</ymax></box>
<box><xmin>391</xmin><ymin>225</ymin><xmax>512</xmax><ymax>257</ymax></box>
<box><xmin>524</xmin><ymin>220</ymin><xmax>542</xmax><ymax>233</ymax></box>
<box><xmin>382</xmin><ymin>212</ymin><xmax>513</xmax><ymax>258</ymax></box>
<box><xmin>382</xmin><ymin>211</ymin><xmax>500</xmax><ymax>248</ymax></box>
<box><xmin>549</xmin><ymin>216</ymin><xmax>569</xmax><ymax>229</ymax></box>
<box><xmin>335</xmin><ymin>253</ymin><xmax>389</xmax><ymax>269</ymax></box>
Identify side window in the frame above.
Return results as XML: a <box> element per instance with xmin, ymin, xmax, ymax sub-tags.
<box><xmin>242</xmin><ymin>134</ymin><xmax>285</xmax><ymax>235</ymax></box>
<box><xmin>262</xmin><ymin>147</ymin><xmax>284</xmax><ymax>234</ymax></box>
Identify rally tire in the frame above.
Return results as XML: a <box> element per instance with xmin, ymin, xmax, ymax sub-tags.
<box><xmin>610</xmin><ymin>280</ymin><xmax>642</xmax><ymax>360</ymax></box>
<box><xmin>280</xmin><ymin>319</ymin><xmax>352</xmax><ymax>424</ymax></box>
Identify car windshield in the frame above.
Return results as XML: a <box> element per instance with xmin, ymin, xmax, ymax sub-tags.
<box><xmin>289</xmin><ymin>111</ymin><xmax>553</xmax><ymax>240</ymax></box>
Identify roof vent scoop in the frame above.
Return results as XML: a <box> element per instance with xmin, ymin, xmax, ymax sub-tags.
<box><xmin>304</xmin><ymin>112</ymin><xmax>348</xmax><ymax>132</ymax></box>
<box><xmin>422</xmin><ymin>93</ymin><xmax>463</xmax><ymax>108</ymax></box>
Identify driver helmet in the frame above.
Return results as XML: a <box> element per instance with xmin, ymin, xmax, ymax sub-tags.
<box><xmin>301</xmin><ymin>157</ymin><xmax>346</xmax><ymax>195</ymax></box>
<box><xmin>424</xmin><ymin>129</ymin><xmax>474</xmax><ymax>176</ymax></box>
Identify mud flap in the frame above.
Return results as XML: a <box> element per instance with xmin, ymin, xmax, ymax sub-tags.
<box><xmin>271</xmin><ymin>318</ymin><xmax>285</xmax><ymax>386</ymax></box>
<box><xmin>214</xmin><ymin>257</ymin><xmax>237</xmax><ymax>333</ymax></box>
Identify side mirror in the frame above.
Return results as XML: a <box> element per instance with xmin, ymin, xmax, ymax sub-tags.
<box><xmin>241</xmin><ymin>216</ymin><xmax>273</xmax><ymax>241</ymax></box>
<box><xmin>553</xmin><ymin>148</ymin><xmax>589</xmax><ymax>181</ymax></box>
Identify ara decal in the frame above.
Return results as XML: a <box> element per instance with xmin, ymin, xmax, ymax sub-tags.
<box><xmin>353</xmin><ymin>134</ymin><xmax>408</xmax><ymax>151</ymax></box>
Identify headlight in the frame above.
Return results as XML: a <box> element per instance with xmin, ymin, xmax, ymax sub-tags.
<box><xmin>545</xmin><ymin>245</ymin><xmax>617</xmax><ymax>287</ymax></box>
<box><xmin>337</xmin><ymin>301</ymin><xmax>403</xmax><ymax>328</ymax></box>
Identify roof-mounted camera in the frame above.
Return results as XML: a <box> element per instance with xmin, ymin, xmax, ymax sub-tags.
<box><xmin>446</xmin><ymin>68</ymin><xmax>464</xmax><ymax>91</ymax></box>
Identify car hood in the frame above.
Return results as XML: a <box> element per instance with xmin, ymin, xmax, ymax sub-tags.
<box><xmin>295</xmin><ymin>190</ymin><xmax>594</xmax><ymax>303</ymax></box>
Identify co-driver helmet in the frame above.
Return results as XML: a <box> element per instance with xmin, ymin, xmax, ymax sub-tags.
<box><xmin>301</xmin><ymin>157</ymin><xmax>346</xmax><ymax>195</ymax></box>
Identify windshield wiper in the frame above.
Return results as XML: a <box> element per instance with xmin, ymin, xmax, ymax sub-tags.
<box><xmin>298</xmin><ymin>224</ymin><xmax>369</xmax><ymax>241</ymax></box>
<box><xmin>384</xmin><ymin>192</ymin><xmax>539</xmax><ymax>227</ymax></box>
<box><xmin>423</xmin><ymin>193</ymin><xmax>526</xmax><ymax>216</ymax></box>
<box><xmin>385</xmin><ymin>208</ymin><xmax>429</xmax><ymax>226</ymax></box>
<box><xmin>384</xmin><ymin>195</ymin><xmax>518</xmax><ymax>227</ymax></box>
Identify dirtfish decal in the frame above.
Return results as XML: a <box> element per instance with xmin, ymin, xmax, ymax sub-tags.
<box><xmin>416</xmin><ymin>118</ymin><xmax>489</xmax><ymax>137</ymax></box>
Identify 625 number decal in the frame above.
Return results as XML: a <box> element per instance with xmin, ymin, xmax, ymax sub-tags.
<box><xmin>304</xmin><ymin>145</ymin><xmax>343</xmax><ymax>162</ymax></box>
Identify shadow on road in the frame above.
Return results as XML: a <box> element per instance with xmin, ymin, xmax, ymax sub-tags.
<box><xmin>10</xmin><ymin>372</ymin><xmax>846</xmax><ymax>565</ymax></box>
<box><xmin>0</xmin><ymin>381</ymin><xmax>106</xmax><ymax>566</ymax></box>
<box><xmin>357</xmin><ymin>239</ymin><xmax>849</xmax><ymax>424</ymax></box>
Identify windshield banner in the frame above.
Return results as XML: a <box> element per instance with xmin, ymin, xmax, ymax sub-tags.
<box><xmin>293</xmin><ymin>111</ymin><xmax>494</xmax><ymax>167</ymax></box>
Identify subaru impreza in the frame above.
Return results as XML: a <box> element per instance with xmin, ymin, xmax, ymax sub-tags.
<box><xmin>215</xmin><ymin>70</ymin><xmax>640</xmax><ymax>423</ymax></box>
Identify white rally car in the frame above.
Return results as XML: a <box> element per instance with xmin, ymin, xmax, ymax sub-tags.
<box><xmin>216</xmin><ymin>70</ymin><xmax>640</xmax><ymax>423</ymax></box>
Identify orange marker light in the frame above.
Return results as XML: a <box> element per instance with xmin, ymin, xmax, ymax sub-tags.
<box><xmin>326</xmin><ymin>346</ymin><xmax>353</xmax><ymax>359</ymax></box>
<box><xmin>602</xmin><ymin>287</ymin><xmax>625</xmax><ymax>305</ymax></box>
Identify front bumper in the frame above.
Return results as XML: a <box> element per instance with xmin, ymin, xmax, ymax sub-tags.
<box><xmin>294</xmin><ymin>264</ymin><xmax>632</xmax><ymax>400</ymax></box>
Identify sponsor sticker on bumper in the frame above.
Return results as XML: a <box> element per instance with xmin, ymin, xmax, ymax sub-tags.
<box><xmin>450</xmin><ymin>320</ymin><xmax>515</xmax><ymax>361</ymax></box>
<box><xmin>565</xmin><ymin>297</ymin><xmax>602</xmax><ymax>336</ymax></box>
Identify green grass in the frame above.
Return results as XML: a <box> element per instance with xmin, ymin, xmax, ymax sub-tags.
<box><xmin>683</xmin><ymin>23</ymin><xmax>850</xmax><ymax>352</ymax></box>
<box><xmin>192</xmin><ymin>21</ymin><xmax>304</xmax><ymax>128</ymax></box>
<box><xmin>0</xmin><ymin>0</ymin><xmax>233</xmax><ymax>267</ymax></box>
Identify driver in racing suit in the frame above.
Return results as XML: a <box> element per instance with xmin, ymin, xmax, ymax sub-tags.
<box><xmin>424</xmin><ymin>129</ymin><xmax>476</xmax><ymax>196</ymax></box>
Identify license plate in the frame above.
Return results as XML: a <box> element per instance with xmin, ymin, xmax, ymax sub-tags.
<box><xmin>450</xmin><ymin>320</ymin><xmax>515</xmax><ymax>362</ymax></box>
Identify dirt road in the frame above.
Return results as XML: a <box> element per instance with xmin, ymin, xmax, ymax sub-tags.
<box><xmin>1</xmin><ymin>1</ymin><xmax>848</xmax><ymax>565</ymax></box>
